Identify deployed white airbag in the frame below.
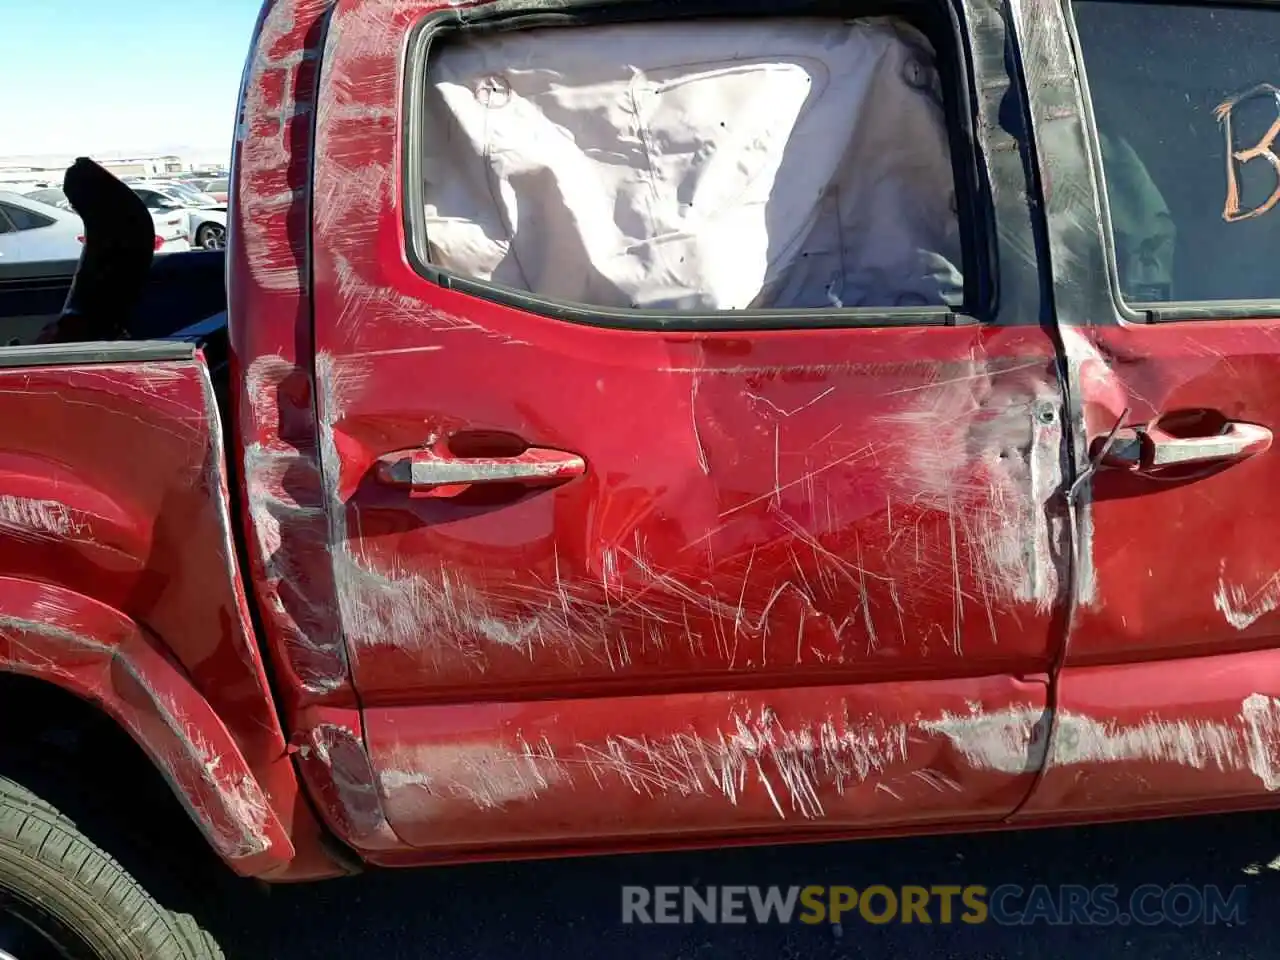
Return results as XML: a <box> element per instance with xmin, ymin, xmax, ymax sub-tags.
<box><xmin>422</xmin><ymin>17</ymin><xmax>963</xmax><ymax>311</ymax></box>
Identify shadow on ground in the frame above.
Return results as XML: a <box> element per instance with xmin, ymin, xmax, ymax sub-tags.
<box><xmin>211</xmin><ymin>811</ymin><xmax>1280</xmax><ymax>959</ymax></box>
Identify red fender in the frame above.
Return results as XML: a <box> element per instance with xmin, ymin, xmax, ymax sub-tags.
<box><xmin>0</xmin><ymin>576</ymin><xmax>294</xmax><ymax>876</ymax></box>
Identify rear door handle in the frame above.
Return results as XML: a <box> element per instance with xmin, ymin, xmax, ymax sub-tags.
<box><xmin>1103</xmin><ymin>421</ymin><xmax>1272</xmax><ymax>471</ymax></box>
<box><xmin>375</xmin><ymin>445</ymin><xmax>586</xmax><ymax>493</ymax></box>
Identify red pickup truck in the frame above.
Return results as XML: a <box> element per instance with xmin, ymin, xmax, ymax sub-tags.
<box><xmin>0</xmin><ymin>0</ymin><xmax>1277</xmax><ymax>955</ymax></box>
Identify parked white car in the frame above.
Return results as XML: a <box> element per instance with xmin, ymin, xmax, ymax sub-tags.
<box><xmin>23</xmin><ymin>187</ymin><xmax>190</xmax><ymax>257</ymax></box>
<box><xmin>152</xmin><ymin>179</ymin><xmax>221</xmax><ymax>205</ymax></box>
<box><xmin>0</xmin><ymin>192</ymin><xmax>84</xmax><ymax>264</ymax></box>
<box><xmin>0</xmin><ymin>191</ymin><xmax>189</xmax><ymax>266</ymax></box>
<box><xmin>130</xmin><ymin>182</ymin><xmax>227</xmax><ymax>250</ymax></box>
<box><xmin>150</xmin><ymin>207</ymin><xmax>194</xmax><ymax>254</ymax></box>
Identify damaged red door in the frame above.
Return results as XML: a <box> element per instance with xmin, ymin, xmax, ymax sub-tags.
<box><xmin>1013</xmin><ymin>0</ymin><xmax>1280</xmax><ymax>823</ymax></box>
<box><xmin>306</xmin><ymin>0</ymin><xmax>1065</xmax><ymax>858</ymax></box>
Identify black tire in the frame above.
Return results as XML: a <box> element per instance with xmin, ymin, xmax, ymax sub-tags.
<box><xmin>194</xmin><ymin>224</ymin><xmax>225</xmax><ymax>251</ymax></box>
<box><xmin>0</xmin><ymin>773</ymin><xmax>223</xmax><ymax>960</ymax></box>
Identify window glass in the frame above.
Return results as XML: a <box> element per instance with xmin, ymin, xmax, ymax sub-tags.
<box><xmin>134</xmin><ymin>189</ymin><xmax>174</xmax><ymax>210</ymax></box>
<box><xmin>0</xmin><ymin>203</ymin><xmax>54</xmax><ymax>231</ymax></box>
<box><xmin>24</xmin><ymin>189</ymin><xmax>71</xmax><ymax>211</ymax></box>
<box><xmin>419</xmin><ymin>17</ymin><xmax>965</xmax><ymax>313</ymax></box>
<box><xmin>1075</xmin><ymin>1</ymin><xmax>1280</xmax><ymax>304</ymax></box>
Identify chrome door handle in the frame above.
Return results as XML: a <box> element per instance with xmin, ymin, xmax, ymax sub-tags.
<box><xmin>375</xmin><ymin>445</ymin><xmax>586</xmax><ymax>492</ymax></box>
<box><xmin>1103</xmin><ymin>421</ymin><xmax>1272</xmax><ymax>471</ymax></box>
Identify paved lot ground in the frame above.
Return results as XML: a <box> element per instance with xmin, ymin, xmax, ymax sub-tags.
<box><xmin>206</xmin><ymin>809</ymin><xmax>1280</xmax><ymax>958</ymax></box>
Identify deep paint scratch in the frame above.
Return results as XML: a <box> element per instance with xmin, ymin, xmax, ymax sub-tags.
<box><xmin>0</xmin><ymin>496</ymin><xmax>84</xmax><ymax>541</ymax></box>
<box><xmin>1214</xmin><ymin>571</ymin><xmax>1280</xmax><ymax>631</ymax></box>
<box><xmin>381</xmin><ymin>708</ymin><xmax>915</xmax><ymax>820</ymax></box>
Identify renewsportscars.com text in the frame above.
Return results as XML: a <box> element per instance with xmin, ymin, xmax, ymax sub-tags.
<box><xmin>621</xmin><ymin>884</ymin><xmax>1248</xmax><ymax>927</ymax></box>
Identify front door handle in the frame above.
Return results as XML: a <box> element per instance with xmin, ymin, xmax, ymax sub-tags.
<box><xmin>1102</xmin><ymin>421</ymin><xmax>1272</xmax><ymax>471</ymax></box>
<box><xmin>375</xmin><ymin>445</ymin><xmax>586</xmax><ymax>493</ymax></box>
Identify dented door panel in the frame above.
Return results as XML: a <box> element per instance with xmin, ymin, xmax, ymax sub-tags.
<box><xmin>317</xmin><ymin>330</ymin><xmax>1067</xmax><ymax>699</ymax></box>
<box><xmin>303</xmin><ymin>0</ymin><xmax>1069</xmax><ymax>851</ymax></box>
<box><xmin>364</xmin><ymin>675</ymin><xmax>1050</xmax><ymax>852</ymax></box>
<box><xmin>311</xmin><ymin>0</ymin><xmax>1066</xmax><ymax>699</ymax></box>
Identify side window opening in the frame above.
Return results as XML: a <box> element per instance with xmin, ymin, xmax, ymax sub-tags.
<box><xmin>414</xmin><ymin>14</ymin><xmax>969</xmax><ymax>317</ymax></box>
<box><xmin>0</xmin><ymin>204</ymin><xmax>55</xmax><ymax>232</ymax></box>
<box><xmin>1074</xmin><ymin>0</ymin><xmax>1280</xmax><ymax>306</ymax></box>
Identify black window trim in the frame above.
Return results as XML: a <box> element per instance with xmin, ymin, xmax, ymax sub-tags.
<box><xmin>1066</xmin><ymin>0</ymin><xmax>1280</xmax><ymax>323</ymax></box>
<box><xmin>399</xmin><ymin>0</ymin><xmax>998</xmax><ymax>331</ymax></box>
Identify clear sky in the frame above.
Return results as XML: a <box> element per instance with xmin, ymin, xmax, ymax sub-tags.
<box><xmin>0</xmin><ymin>0</ymin><xmax>263</xmax><ymax>162</ymax></box>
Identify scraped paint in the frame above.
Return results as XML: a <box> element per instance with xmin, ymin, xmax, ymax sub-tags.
<box><xmin>876</xmin><ymin>355</ymin><xmax>1068</xmax><ymax>634</ymax></box>
<box><xmin>1214</xmin><ymin>573</ymin><xmax>1280</xmax><ymax>630</ymax></box>
<box><xmin>237</xmin><ymin>0</ymin><xmax>332</xmax><ymax>292</ymax></box>
<box><xmin>918</xmin><ymin>703</ymin><xmax>1048</xmax><ymax>775</ymax></box>
<box><xmin>379</xmin><ymin>736</ymin><xmax>566</xmax><ymax>813</ymax></box>
<box><xmin>376</xmin><ymin>706</ymin><xmax>993</xmax><ymax>822</ymax></box>
<box><xmin>304</xmin><ymin>723</ymin><xmax>401</xmax><ymax>847</ymax></box>
<box><xmin>575</xmin><ymin>710</ymin><xmax>913</xmax><ymax>819</ymax></box>
<box><xmin>161</xmin><ymin>693</ymin><xmax>273</xmax><ymax>858</ymax></box>
<box><xmin>1242</xmin><ymin>693</ymin><xmax>1280</xmax><ymax>791</ymax></box>
<box><xmin>0</xmin><ymin>607</ymin><xmax>278</xmax><ymax>863</ymax></box>
<box><xmin>926</xmin><ymin>696</ymin><xmax>1280</xmax><ymax>791</ymax></box>
<box><xmin>242</xmin><ymin>353</ymin><xmax>349</xmax><ymax>694</ymax></box>
<box><xmin>0</xmin><ymin>496</ymin><xmax>83</xmax><ymax>541</ymax></box>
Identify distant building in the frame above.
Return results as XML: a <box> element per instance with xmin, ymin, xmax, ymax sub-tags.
<box><xmin>98</xmin><ymin>155</ymin><xmax>187</xmax><ymax>178</ymax></box>
<box><xmin>0</xmin><ymin>152</ymin><xmax>210</xmax><ymax>182</ymax></box>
